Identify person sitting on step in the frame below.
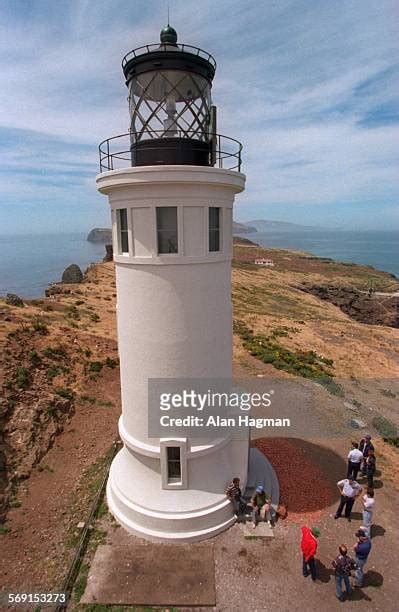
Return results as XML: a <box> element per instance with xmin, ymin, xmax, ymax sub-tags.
<box><xmin>250</xmin><ymin>485</ymin><xmax>272</xmax><ymax>529</ymax></box>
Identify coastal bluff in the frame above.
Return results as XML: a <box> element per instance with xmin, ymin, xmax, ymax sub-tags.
<box><xmin>87</xmin><ymin>228</ymin><xmax>112</xmax><ymax>243</ymax></box>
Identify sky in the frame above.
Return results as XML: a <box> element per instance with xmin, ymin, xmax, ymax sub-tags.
<box><xmin>0</xmin><ymin>0</ymin><xmax>398</xmax><ymax>234</ymax></box>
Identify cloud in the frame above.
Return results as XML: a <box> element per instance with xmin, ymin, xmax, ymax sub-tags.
<box><xmin>0</xmin><ymin>0</ymin><xmax>398</xmax><ymax>232</ymax></box>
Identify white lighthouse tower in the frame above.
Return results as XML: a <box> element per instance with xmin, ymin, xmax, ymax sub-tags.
<box><xmin>96</xmin><ymin>24</ymin><xmax>248</xmax><ymax>542</ymax></box>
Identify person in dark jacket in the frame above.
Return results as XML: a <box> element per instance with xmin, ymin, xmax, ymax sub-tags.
<box><xmin>365</xmin><ymin>449</ymin><xmax>376</xmax><ymax>489</ymax></box>
<box><xmin>359</xmin><ymin>434</ymin><xmax>374</xmax><ymax>475</ymax></box>
<box><xmin>332</xmin><ymin>544</ymin><xmax>357</xmax><ymax>601</ymax></box>
<box><xmin>353</xmin><ymin>528</ymin><xmax>372</xmax><ymax>587</ymax></box>
<box><xmin>301</xmin><ymin>526</ymin><xmax>320</xmax><ymax>581</ymax></box>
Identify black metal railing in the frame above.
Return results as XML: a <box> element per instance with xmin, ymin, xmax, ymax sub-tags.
<box><xmin>98</xmin><ymin>131</ymin><xmax>242</xmax><ymax>172</ymax></box>
<box><xmin>122</xmin><ymin>43</ymin><xmax>216</xmax><ymax>71</ymax></box>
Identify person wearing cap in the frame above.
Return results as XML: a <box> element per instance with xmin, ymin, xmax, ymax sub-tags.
<box><xmin>347</xmin><ymin>442</ymin><xmax>363</xmax><ymax>480</ymax></box>
<box><xmin>334</xmin><ymin>478</ymin><xmax>362</xmax><ymax>521</ymax></box>
<box><xmin>362</xmin><ymin>488</ymin><xmax>375</xmax><ymax>538</ymax></box>
<box><xmin>359</xmin><ymin>435</ymin><xmax>374</xmax><ymax>475</ymax></box>
<box><xmin>353</xmin><ymin>528</ymin><xmax>372</xmax><ymax>587</ymax></box>
<box><xmin>332</xmin><ymin>544</ymin><xmax>357</xmax><ymax>601</ymax></box>
<box><xmin>301</xmin><ymin>525</ymin><xmax>320</xmax><ymax>581</ymax></box>
<box><xmin>250</xmin><ymin>485</ymin><xmax>272</xmax><ymax>529</ymax></box>
<box><xmin>225</xmin><ymin>477</ymin><xmax>247</xmax><ymax>520</ymax></box>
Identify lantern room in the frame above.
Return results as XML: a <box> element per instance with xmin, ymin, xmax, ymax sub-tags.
<box><xmin>122</xmin><ymin>25</ymin><xmax>216</xmax><ymax>166</ymax></box>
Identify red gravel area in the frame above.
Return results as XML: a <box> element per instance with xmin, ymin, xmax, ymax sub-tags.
<box><xmin>252</xmin><ymin>437</ymin><xmax>339</xmax><ymax>523</ymax></box>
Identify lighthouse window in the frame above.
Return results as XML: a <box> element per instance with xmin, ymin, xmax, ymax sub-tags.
<box><xmin>167</xmin><ymin>446</ymin><xmax>181</xmax><ymax>482</ymax></box>
<box><xmin>116</xmin><ymin>208</ymin><xmax>129</xmax><ymax>254</ymax></box>
<box><xmin>156</xmin><ymin>207</ymin><xmax>178</xmax><ymax>254</ymax></box>
<box><xmin>209</xmin><ymin>207</ymin><xmax>220</xmax><ymax>252</ymax></box>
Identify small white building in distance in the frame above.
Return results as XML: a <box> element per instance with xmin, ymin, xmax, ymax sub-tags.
<box><xmin>96</xmin><ymin>24</ymin><xmax>250</xmax><ymax>542</ymax></box>
<box><xmin>255</xmin><ymin>258</ymin><xmax>275</xmax><ymax>266</ymax></box>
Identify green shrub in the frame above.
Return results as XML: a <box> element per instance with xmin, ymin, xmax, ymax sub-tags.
<box><xmin>105</xmin><ymin>357</ymin><xmax>119</xmax><ymax>369</ymax></box>
<box><xmin>32</xmin><ymin>319</ymin><xmax>49</xmax><ymax>335</ymax></box>
<box><xmin>233</xmin><ymin>319</ymin><xmax>341</xmax><ymax>395</ymax></box>
<box><xmin>80</xmin><ymin>395</ymin><xmax>96</xmax><ymax>404</ymax></box>
<box><xmin>29</xmin><ymin>350</ymin><xmax>41</xmax><ymax>367</ymax></box>
<box><xmin>15</xmin><ymin>366</ymin><xmax>30</xmax><ymax>389</ymax></box>
<box><xmin>55</xmin><ymin>387</ymin><xmax>75</xmax><ymax>401</ymax></box>
<box><xmin>43</xmin><ymin>345</ymin><xmax>67</xmax><ymax>359</ymax></box>
<box><xmin>89</xmin><ymin>361</ymin><xmax>103</xmax><ymax>373</ymax></box>
<box><xmin>89</xmin><ymin>312</ymin><xmax>100</xmax><ymax>322</ymax></box>
<box><xmin>372</xmin><ymin>415</ymin><xmax>398</xmax><ymax>440</ymax></box>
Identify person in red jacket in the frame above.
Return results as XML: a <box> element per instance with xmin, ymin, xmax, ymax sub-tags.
<box><xmin>301</xmin><ymin>526</ymin><xmax>320</xmax><ymax>581</ymax></box>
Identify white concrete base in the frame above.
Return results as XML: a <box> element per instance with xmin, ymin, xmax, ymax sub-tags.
<box><xmin>107</xmin><ymin>442</ymin><xmax>248</xmax><ymax>543</ymax></box>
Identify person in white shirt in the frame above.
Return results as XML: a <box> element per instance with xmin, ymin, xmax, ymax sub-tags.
<box><xmin>334</xmin><ymin>478</ymin><xmax>362</xmax><ymax>521</ymax></box>
<box><xmin>347</xmin><ymin>442</ymin><xmax>363</xmax><ymax>480</ymax></box>
<box><xmin>362</xmin><ymin>489</ymin><xmax>375</xmax><ymax>538</ymax></box>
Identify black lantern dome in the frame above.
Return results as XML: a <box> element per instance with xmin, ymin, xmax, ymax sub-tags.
<box><xmin>122</xmin><ymin>25</ymin><xmax>217</xmax><ymax>166</ymax></box>
<box><xmin>160</xmin><ymin>24</ymin><xmax>178</xmax><ymax>45</ymax></box>
<box><xmin>98</xmin><ymin>26</ymin><xmax>242</xmax><ymax>172</ymax></box>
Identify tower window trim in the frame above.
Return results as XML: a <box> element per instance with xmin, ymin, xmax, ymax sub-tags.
<box><xmin>116</xmin><ymin>208</ymin><xmax>129</xmax><ymax>254</ymax></box>
<box><xmin>160</xmin><ymin>439</ymin><xmax>188</xmax><ymax>489</ymax></box>
<box><xmin>156</xmin><ymin>206</ymin><xmax>179</xmax><ymax>255</ymax></box>
<box><xmin>209</xmin><ymin>206</ymin><xmax>221</xmax><ymax>252</ymax></box>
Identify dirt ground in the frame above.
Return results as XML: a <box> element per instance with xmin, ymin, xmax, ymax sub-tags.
<box><xmin>0</xmin><ymin>249</ymin><xmax>398</xmax><ymax>610</ymax></box>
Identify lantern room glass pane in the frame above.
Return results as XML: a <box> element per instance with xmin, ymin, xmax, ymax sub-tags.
<box><xmin>209</xmin><ymin>207</ymin><xmax>220</xmax><ymax>252</ymax></box>
<box><xmin>157</xmin><ymin>207</ymin><xmax>178</xmax><ymax>254</ymax></box>
<box><xmin>129</xmin><ymin>71</ymin><xmax>211</xmax><ymax>142</ymax></box>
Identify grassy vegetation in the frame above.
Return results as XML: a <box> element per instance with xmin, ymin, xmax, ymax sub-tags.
<box><xmin>15</xmin><ymin>366</ymin><xmax>31</xmax><ymax>389</ymax></box>
<box><xmin>55</xmin><ymin>387</ymin><xmax>75</xmax><ymax>401</ymax></box>
<box><xmin>31</xmin><ymin>319</ymin><xmax>49</xmax><ymax>335</ymax></box>
<box><xmin>372</xmin><ymin>415</ymin><xmax>399</xmax><ymax>447</ymax></box>
<box><xmin>234</xmin><ymin>319</ymin><xmax>343</xmax><ymax>396</ymax></box>
<box><xmin>89</xmin><ymin>361</ymin><xmax>103</xmax><ymax>373</ymax></box>
<box><xmin>28</xmin><ymin>350</ymin><xmax>41</xmax><ymax>367</ymax></box>
<box><xmin>43</xmin><ymin>345</ymin><xmax>67</xmax><ymax>359</ymax></box>
<box><xmin>105</xmin><ymin>357</ymin><xmax>119</xmax><ymax>369</ymax></box>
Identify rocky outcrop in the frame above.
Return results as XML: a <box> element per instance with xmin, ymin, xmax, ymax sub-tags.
<box><xmin>61</xmin><ymin>264</ymin><xmax>83</xmax><ymax>284</ymax></box>
<box><xmin>103</xmin><ymin>244</ymin><xmax>113</xmax><ymax>262</ymax></box>
<box><xmin>5</xmin><ymin>294</ymin><xmax>24</xmax><ymax>307</ymax></box>
<box><xmin>300</xmin><ymin>284</ymin><xmax>399</xmax><ymax>328</ymax></box>
<box><xmin>87</xmin><ymin>228</ymin><xmax>112</xmax><ymax>243</ymax></box>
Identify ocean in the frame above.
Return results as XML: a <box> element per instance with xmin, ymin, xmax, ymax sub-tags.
<box><xmin>0</xmin><ymin>229</ymin><xmax>397</xmax><ymax>299</ymax></box>
<box><xmin>0</xmin><ymin>233</ymin><xmax>106</xmax><ymax>298</ymax></box>
<box><xmin>241</xmin><ymin>229</ymin><xmax>399</xmax><ymax>280</ymax></box>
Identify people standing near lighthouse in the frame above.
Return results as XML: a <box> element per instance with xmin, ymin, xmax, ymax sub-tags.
<box><xmin>301</xmin><ymin>526</ymin><xmax>320</xmax><ymax>581</ymax></box>
<box><xmin>347</xmin><ymin>441</ymin><xmax>363</xmax><ymax>480</ymax></box>
<box><xmin>362</xmin><ymin>489</ymin><xmax>375</xmax><ymax>538</ymax></box>
<box><xmin>334</xmin><ymin>478</ymin><xmax>362</xmax><ymax>521</ymax></box>
<box><xmin>353</xmin><ymin>528</ymin><xmax>372</xmax><ymax>588</ymax></box>
<box><xmin>359</xmin><ymin>434</ymin><xmax>374</xmax><ymax>475</ymax></box>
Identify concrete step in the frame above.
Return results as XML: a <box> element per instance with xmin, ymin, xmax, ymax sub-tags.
<box><xmin>240</xmin><ymin>520</ymin><xmax>275</xmax><ymax>539</ymax></box>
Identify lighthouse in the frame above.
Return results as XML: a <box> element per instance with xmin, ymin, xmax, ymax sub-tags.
<box><xmin>96</xmin><ymin>24</ymin><xmax>248</xmax><ymax>542</ymax></box>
